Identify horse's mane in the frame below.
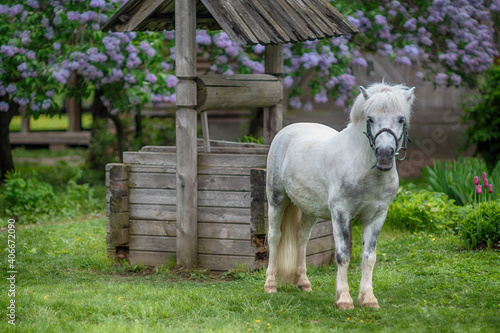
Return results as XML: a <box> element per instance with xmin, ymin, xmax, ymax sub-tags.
<box><xmin>349</xmin><ymin>82</ymin><xmax>415</xmax><ymax>124</ymax></box>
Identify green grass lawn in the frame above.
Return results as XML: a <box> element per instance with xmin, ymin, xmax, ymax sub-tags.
<box><xmin>1</xmin><ymin>215</ymin><xmax>498</xmax><ymax>332</ymax></box>
<box><xmin>9</xmin><ymin>113</ymin><xmax>93</xmax><ymax>132</ymax></box>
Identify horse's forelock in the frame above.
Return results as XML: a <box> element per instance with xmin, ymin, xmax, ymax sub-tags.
<box><xmin>349</xmin><ymin>83</ymin><xmax>414</xmax><ymax>124</ymax></box>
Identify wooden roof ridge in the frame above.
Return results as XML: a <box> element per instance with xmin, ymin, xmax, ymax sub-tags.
<box><xmin>102</xmin><ymin>0</ymin><xmax>358</xmax><ymax>45</ymax></box>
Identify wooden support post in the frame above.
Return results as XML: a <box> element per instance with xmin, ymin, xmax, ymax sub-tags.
<box><xmin>201</xmin><ymin>112</ymin><xmax>211</xmax><ymax>153</ymax></box>
<box><xmin>175</xmin><ymin>0</ymin><xmax>198</xmax><ymax>269</ymax></box>
<box><xmin>263</xmin><ymin>44</ymin><xmax>284</xmax><ymax>145</ymax></box>
<box><xmin>107</xmin><ymin>164</ymin><xmax>130</xmax><ymax>247</ymax></box>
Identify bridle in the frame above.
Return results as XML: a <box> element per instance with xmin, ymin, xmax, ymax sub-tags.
<box><xmin>363</xmin><ymin>118</ymin><xmax>411</xmax><ymax>161</ymax></box>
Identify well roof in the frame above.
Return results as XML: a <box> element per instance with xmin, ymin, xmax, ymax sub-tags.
<box><xmin>102</xmin><ymin>0</ymin><xmax>358</xmax><ymax>45</ymax></box>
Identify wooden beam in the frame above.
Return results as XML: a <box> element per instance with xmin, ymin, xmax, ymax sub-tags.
<box><xmin>119</xmin><ymin>0</ymin><xmax>166</xmax><ymax>32</ymax></box>
<box><xmin>196</xmin><ymin>74</ymin><xmax>282</xmax><ymax>111</ymax></box>
<box><xmin>263</xmin><ymin>44</ymin><xmax>284</xmax><ymax>144</ymax></box>
<box><xmin>175</xmin><ymin>0</ymin><xmax>198</xmax><ymax>269</ymax></box>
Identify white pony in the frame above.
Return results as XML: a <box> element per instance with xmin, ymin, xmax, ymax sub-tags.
<box><xmin>264</xmin><ymin>82</ymin><xmax>415</xmax><ymax>309</ymax></box>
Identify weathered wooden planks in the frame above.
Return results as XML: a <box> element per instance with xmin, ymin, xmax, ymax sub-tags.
<box><xmin>107</xmin><ymin>142</ymin><xmax>335</xmax><ymax>270</ymax></box>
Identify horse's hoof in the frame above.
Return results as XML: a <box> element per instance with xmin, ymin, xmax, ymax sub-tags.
<box><xmin>359</xmin><ymin>302</ymin><xmax>380</xmax><ymax>309</ymax></box>
<box><xmin>298</xmin><ymin>283</ymin><xmax>312</xmax><ymax>292</ymax></box>
<box><xmin>264</xmin><ymin>283</ymin><xmax>277</xmax><ymax>293</ymax></box>
<box><xmin>337</xmin><ymin>302</ymin><xmax>355</xmax><ymax>310</ymax></box>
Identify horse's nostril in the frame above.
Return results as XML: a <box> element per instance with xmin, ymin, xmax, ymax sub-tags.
<box><xmin>376</xmin><ymin>147</ymin><xmax>394</xmax><ymax>157</ymax></box>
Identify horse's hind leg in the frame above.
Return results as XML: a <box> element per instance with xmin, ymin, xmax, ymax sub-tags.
<box><xmin>264</xmin><ymin>200</ymin><xmax>287</xmax><ymax>293</ymax></box>
<box><xmin>295</xmin><ymin>213</ymin><xmax>317</xmax><ymax>291</ymax></box>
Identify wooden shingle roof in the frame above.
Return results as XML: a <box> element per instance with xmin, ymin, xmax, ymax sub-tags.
<box><xmin>102</xmin><ymin>0</ymin><xmax>358</xmax><ymax>45</ymax></box>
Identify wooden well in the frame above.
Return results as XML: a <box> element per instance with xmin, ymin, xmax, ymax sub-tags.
<box><xmin>106</xmin><ymin>140</ymin><xmax>334</xmax><ymax>270</ymax></box>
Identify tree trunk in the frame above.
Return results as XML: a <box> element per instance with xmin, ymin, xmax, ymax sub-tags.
<box><xmin>109</xmin><ymin>113</ymin><xmax>125</xmax><ymax>163</ymax></box>
<box><xmin>0</xmin><ymin>97</ymin><xmax>18</xmax><ymax>183</ymax></box>
<box><xmin>134</xmin><ymin>107</ymin><xmax>143</xmax><ymax>148</ymax></box>
<box><xmin>89</xmin><ymin>88</ymin><xmax>109</xmax><ymax>170</ymax></box>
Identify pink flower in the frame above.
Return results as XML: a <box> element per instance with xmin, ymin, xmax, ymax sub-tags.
<box><xmin>484</xmin><ymin>178</ymin><xmax>488</xmax><ymax>187</ymax></box>
<box><xmin>474</xmin><ymin>176</ymin><xmax>479</xmax><ymax>185</ymax></box>
<box><xmin>489</xmin><ymin>184</ymin><xmax>493</xmax><ymax>194</ymax></box>
<box><xmin>482</xmin><ymin>172</ymin><xmax>487</xmax><ymax>180</ymax></box>
<box><xmin>476</xmin><ymin>185</ymin><xmax>482</xmax><ymax>195</ymax></box>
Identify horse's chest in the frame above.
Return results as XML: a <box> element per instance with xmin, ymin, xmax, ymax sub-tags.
<box><xmin>337</xmin><ymin>176</ymin><xmax>398</xmax><ymax>214</ymax></box>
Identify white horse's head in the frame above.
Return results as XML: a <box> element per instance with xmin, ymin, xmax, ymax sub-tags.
<box><xmin>350</xmin><ymin>83</ymin><xmax>415</xmax><ymax>171</ymax></box>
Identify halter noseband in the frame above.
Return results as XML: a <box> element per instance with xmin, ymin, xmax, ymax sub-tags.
<box><xmin>363</xmin><ymin>118</ymin><xmax>411</xmax><ymax>161</ymax></box>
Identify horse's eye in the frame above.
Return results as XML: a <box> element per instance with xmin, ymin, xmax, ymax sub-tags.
<box><xmin>398</xmin><ymin>117</ymin><xmax>406</xmax><ymax>124</ymax></box>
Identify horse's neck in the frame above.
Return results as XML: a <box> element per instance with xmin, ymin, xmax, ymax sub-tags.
<box><xmin>343</xmin><ymin>123</ymin><xmax>375</xmax><ymax>165</ymax></box>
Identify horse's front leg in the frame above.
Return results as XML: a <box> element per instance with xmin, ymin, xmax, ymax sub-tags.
<box><xmin>358</xmin><ymin>211</ymin><xmax>387</xmax><ymax>309</ymax></box>
<box><xmin>331</xmin><ymin>210</ymin><xmax>354</xmax><ymax>310</ymax></box>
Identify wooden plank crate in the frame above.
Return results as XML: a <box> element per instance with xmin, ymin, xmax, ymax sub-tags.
<box><xmin>106</xmin><ymin>141</ymin><xmax>334</xmax><ymax>270</ymax></box>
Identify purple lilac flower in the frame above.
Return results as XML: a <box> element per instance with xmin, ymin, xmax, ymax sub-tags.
<box><xmin>253</xmin><ymin>44</ymin><xmax>265</xmax><ymax>54</ymax></box>
<box><xmin>395</xmin><ymin>56</ymin><xmax>412</xmax><ymax>66</ymax></box>
<box><xmin>6</xmin><ymin>84</ymin><xmax>18</xmax><ymax>95</ymax></box>
<box><xmin>450</xmin><ymin>73</ymin><xmax>461</xmax><ymax>86</ymax></box>
<box><xmin>161</xmin><ymin>61</ymin><xmax>171</xmax><ymax>71</ymax></box>
<box><xmin>283</xmin><ymin>76</ymin><xmax>293</xmax><ymax>89</ymax></box>
<box><xmin>1</xmin><ymin>45</ymin><xmax>19</xmax><ymax>58</ymax></box>
<box><xmin>0</xmin><ymin>101</ymin><xmax>9</xmax><ymax>112</ymax></box>
<box><xmin>303</xmin><ymin>101</ymin><xmax>313</xmax><ymax>112</ymax></box>
<box><xmin>42</xmin><ymin>99</ymin><xmax>51</xmax><ymax>110</ymax></box>
<box><xmin>26</xmin><ymin>50</ymin><xmax>35</xmax><ymax>60</ymax></box>
<box><xmin>289</xmin><ymin>96</ymin><xmax>302</xmax><ymax>109</ymax></box>
<box><xmin>145</xmin><ymin>72</ymin><xmax>157</xmax><ymax>84</ymax></box>
<box><xmin>351</xmin><ymin>57</ymin><xmax>368</xmax><ymax>67</ymax></box>
<box><xmin>313</xmin><ymin>90</ymin><xmax>328</xmax><ymax>103</ymax></box>
<box><xmin>491</xmin><ymin>0</ymin><xmax>500</xmax><ymax>11</ymax></box>
<box><xmin>164</xmin><ymin>30</ymin><xmax>175</xmax><ymax>40</ymax></box>
<box><xmin>374</xmin><ymin>15</ymin><xmax>387</xmax><ymax>26</ymax></box>
<box><xmin>26</xmin><ymin>0</ymin><xmax>39</xmax><ymax>9</ymax></box>
<box><xmin>166</xmin><ymin>75</ymin><xmax>178</xmax><ymax>88</ymax></box>
<box><xmin>17</xmin><ymin>62</ymin><xmax>27</xmax><ymax>72</ymax></box>
<box><xmin>435</xmin><ymin>73</ymin><xmax>448</xmax><ymax>86</ymax></box>
<box><xmin>196</xmin><ymin>30</ymin><xmax>212</xmax><ymax>46</ymax></box>
<box><xmin>90</xmin><ymin>0</ymin><xmax>106</xmax><ymax>9</ymax></box>
<box><xmin>52</xmin><ymin>68</ymin><xmax>70</xmax><ymax>84</ymax></box>
<box><xmin>404</xmin><ymin>18</ymin><xmax>417</xmax><ymax>31</ymax></box>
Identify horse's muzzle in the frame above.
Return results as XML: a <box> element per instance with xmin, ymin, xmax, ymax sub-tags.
<box><xmin>374</xmin><ymin>147</ymin><xmax>394</xmax><ymax>171</ymax></box>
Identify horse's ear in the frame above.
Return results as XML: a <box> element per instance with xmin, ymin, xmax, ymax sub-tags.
<box><xmin>405</xmin><ymin>87</ymin><xmax>416</xmax><ymax>103</ymax></box>
<box><xmin>359</xmin><ymin>86</ymin><xmax>370</xmax><ymax>100</ymax></box>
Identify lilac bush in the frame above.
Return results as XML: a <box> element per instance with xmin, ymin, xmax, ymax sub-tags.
<box><xmin>1</xmin><ymin>0</ymin><xmax>499</xmax><ymax>114</ymax></box>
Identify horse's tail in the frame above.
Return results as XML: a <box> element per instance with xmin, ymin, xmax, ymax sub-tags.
<box><xmin>276</xmin><ymin>203</ymin><xmax>302</xmax><ymax>285</ymax></box>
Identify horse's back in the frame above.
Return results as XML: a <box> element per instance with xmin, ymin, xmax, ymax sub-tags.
<box><xmin>275</xmin><ymin>122</ymin><xmax>338</xmax><ymax>141</ymax></box>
